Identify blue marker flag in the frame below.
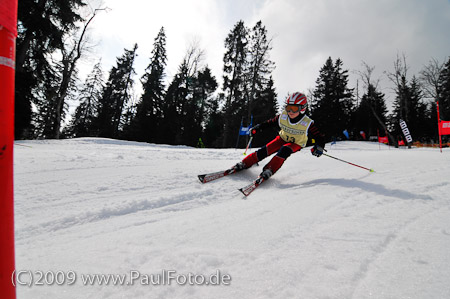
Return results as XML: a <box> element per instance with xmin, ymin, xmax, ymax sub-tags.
<box><xmin>343</xmin><ymin>129</ymin><xmax>349</xmax><ymax>139</ymax></box>
<box><xmin>239</xmin><ymin>115</ymin><xmax>253</xmax><ymax>136</ymax></box>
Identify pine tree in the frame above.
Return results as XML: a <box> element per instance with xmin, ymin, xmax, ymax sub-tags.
<box><xmin>162</xmin><ymin>46</ymin><xmax>200</xmax><ymax>145</ymax></box>
<box><xmin>94</xmin><ymin>44</ymin><xmax>138</xmax><ymax>138</ymax></box>
<box><xmin>15</xmin><ymin>0</ymin><xmax>86</xmax><ymax>139</ymax></box>
<box><xmin>388</xmin><ymin>55</ymin><xmax>427</xmax><ymax>143</ymax></box>
<box><xmin>246</xmin><ymin>22</ymin><xmax>275</xmax><ymax>120</ymax></box>
<box><xmin>161</xmin><ymin>43</ymin><xmax>218</xmax><ymax>146</ymax></box>
<box><xmin>32</xmin><ymin>78</ymin><xmax>60</xmax><ymax>139</ymax></box>
<box><xmin>251</xmin><ymin>77</ymin><xmax>278</xmax><ymax>147</ymax></box>
<box><xmin>392</xmin><ymin>75</ymin><xmax>409</xmax><ymax>122</ymax></box>
<box><xmin>390</xmin><ymin>74</ymin><xmax>428</xmax><ymax>143</ymax></box>
<box><xmin>438</xmin><ymin>57</ymin><xmax>450</xmax><ymax>120</ymax></box>
<box><xmin>129</xmin><ymin>27</ymin><xmax>167</xmax><ymax>142</ymax></box>
<box><xmin>427</xmin><ymin>102</ymin><xmax>439</xmax><ymax>143</ymax></box>
<box><xmin>203</xmin><ymin>93</ymin><xmax>224</xmax><ymax>148</ymax></box>
<box><xmin>244</xmin><ymin>21</ymin><xmax>277</xmax><ymax>147</ymax></box>
<box><xmin>354</xmin><ymin>84</ymin><xmax>388</xmax><ymax>138</ymax></box>
<box><xmin>221</xmin><ymin>20</ymin><xmax>249</xmax><ymax>147</ymax></box>
<box><xmin>311</xmin><ymin>57</ymin><xmax>354</xmax><ymax>139</ymax></box>
<box><xmin>408</xmin><ymin>77</ymin><xmax>427</xmax><ymax>139</ymax></box>
<box><xmin>162</xmin><ymin>73</ymin><xmax>184</xmax><ymax>145</ymax></box>
<box><xmin>65</xmin><ymin>60</ymin><xmax>104</xmax><ymax>137</ymax></box>
<box><xmin>220</xmin><ymin>20</ymin><xmax>277</xmax><ymax>148</ymax></box>
<box><xmin>193</xmin><ymin>67</ymin><xmax>219</xmax><ymax>145</ymax></box>
<box><xmin>34</xmin><ymin>55</ymin><xmax>80</xmax><ymax>139</ymax></box>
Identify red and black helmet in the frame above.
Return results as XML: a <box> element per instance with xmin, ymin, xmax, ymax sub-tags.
<box><xmin>285</xmin><ymin>92</ymin><xmax>307</xmax><ymax>114</ymax></box>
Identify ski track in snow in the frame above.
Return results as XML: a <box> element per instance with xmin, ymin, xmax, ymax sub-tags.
<box><xmin>13</xmin><ymin>138</ymin><xmax>450</xmax><ymax>299</ymax></box>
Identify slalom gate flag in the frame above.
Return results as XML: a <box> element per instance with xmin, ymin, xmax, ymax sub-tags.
<box><xmin>439</xmin><ymin>120</ymin><xmax>450</xmax><ymax>135</ymax></box>
<box><xmin>377</xmin><ymin>128</ymin><xmax>388</xmax><ymax>144</ymax></box>
<box><xmin>360</xmin><ymin>131</ymin><xmax>366</xmax><ymax>140</ymax></box>
<box><xmin>378</xmin><ymin>136</ymin><xmax>389</xmax><ymax>144</ymax></box>
<box><xmin>436</xmin><ymin>100</ymin><xmax>449</xmax><ymax>152</ymax></box>
<box><xmin>239</xmin><ymin>126</ymin><xmax>250</xmax><ymax>136</ymax></box>
<box><xmin>343</xmin><ymin>129</ymin><xmax>349</xmax><ymax>139</ymax></box>
<box><xmin>239</xmin><ymin>115</ymin><xmax>253</xmax><ymax>136</ymax></box>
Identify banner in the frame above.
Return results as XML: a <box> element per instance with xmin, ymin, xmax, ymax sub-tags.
<box><xmin>378</xmin><ymin>136</ymin><xmax>388</xmax><ymax>144</ymax></box>
<box><xmin>239</xmin><ymin>126</ymin><xmax>250</xmax><ymax>136</ymax></box>
<box><xmin>377</xmin><ymin>129</ymin><xmax>389</xmax><ymax>148</ymax></box>
<box><xmin>236</xmin><ymin>115</ymin><xmax>253</xmax><ymax>149</ymax></box>
<box><xmin>439</xmin><ymin>120</ymin><xmax>450</xmax><ymax>136</ymax></box>
<box><xmin>436</xmin><ymin>100</ymin><xmax>449</xmax><ymax>152</ymax></box>
<box><xmin>238</xmin><ymin>115</ymin><xmax>253</xmax><ymax>136</ymax></box>
<box><xmin>399</xmin><ymin>119</ymin><xmax>413</xmax><ymax>143</ymax></box>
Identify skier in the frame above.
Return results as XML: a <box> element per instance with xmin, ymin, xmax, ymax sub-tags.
<box><xmin>232</xmin><ymin>92</ymin><xmax>326</xmax><ymax>180</ymax></box>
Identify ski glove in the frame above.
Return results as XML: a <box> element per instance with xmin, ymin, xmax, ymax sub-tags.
<box><xmin>249</xmin><ymin>124</ymin><xmax>262</xmax><ymax>137</ymax></box>
<box><xmin>311</xmin><ymin>145</ymin><xmax>324</xmax><ymax>157</ymax></box>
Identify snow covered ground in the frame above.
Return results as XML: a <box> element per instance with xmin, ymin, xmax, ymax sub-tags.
<box><xmin>13</xmin><ymin>138</ymin><xmax>450</xmax><ymax>299</ymax></box>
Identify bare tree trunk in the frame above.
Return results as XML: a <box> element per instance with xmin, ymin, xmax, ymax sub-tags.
<box><xmin>54</xmin><ymin>9</ymin><xmax>104</xmax><ymax>139</ymax></box>
<box><xmin>420</xmin><ymin>58</ymin><xmax>444</xmax><ymax>100</ymax></box>
<box><xmin>358</xmin><ymin>62</ymin><xmax>398</xmax><ymax>147</ymax></box>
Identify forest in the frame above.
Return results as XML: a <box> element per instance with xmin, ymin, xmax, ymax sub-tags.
<box><xmin>14</xmin><ymin>0</ymin><xmax>450</xmax><ymax>148</ymax></box>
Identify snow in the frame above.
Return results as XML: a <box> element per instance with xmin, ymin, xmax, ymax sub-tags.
<box><xmin>13</xmin><ymin>138</ymin><xmax>450</xmax><ymax>299</ymax></box>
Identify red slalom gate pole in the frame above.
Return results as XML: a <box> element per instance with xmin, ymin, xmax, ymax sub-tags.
<box><xmin>0</xmin><ymin>0</ymin><xmax>18</xmax><ymax>298</ymax></box>
<box><xmin>437</xmin><ymin>100</ymin><xmax>443</xmax><ymax>153</ymax></box>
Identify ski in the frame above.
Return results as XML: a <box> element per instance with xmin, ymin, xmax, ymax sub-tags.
<box><xmin>198</xmin><ymin>168</ymin><xmax>236</xmax><ymax>184</ymax></box>
<box><xmin>239</xmin><ymin>176</ymin><xmax>265</xmax><ymax>197</ymax></box>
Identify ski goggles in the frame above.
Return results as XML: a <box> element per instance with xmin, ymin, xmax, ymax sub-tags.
<box><xmin>285</xmin><ymin>104</ymin><xmax>306</xmax><ymax>113</ymax></box>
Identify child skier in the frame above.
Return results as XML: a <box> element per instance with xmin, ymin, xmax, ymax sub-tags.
<box><xmin>232</xmin><ymin>92</ymin><xmax>326</xmax><ymax>180</ymax></box>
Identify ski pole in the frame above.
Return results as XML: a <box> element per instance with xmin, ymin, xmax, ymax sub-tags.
<box><xmin>323</xmin><ymin>153</ymin><xmax>375</xmax><ymax>172</ymax></box>
<box><xmin>243</xmin><ymin>136</ymin><xmax>253</xmax><ymax>155</ymax></box>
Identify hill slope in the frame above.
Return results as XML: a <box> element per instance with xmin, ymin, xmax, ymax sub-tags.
<box><xmin>14</xmin><ymin>139</ymin><xmax>450</xmax><ymax>298</ymax></box>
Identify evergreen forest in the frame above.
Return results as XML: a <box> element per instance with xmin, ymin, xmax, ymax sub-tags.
<box><xmin>14</xmin><ymin>1</ymin><xmax>450</xmax><ymax>148</ymax></box>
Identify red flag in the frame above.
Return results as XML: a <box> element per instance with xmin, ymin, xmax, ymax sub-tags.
<box><xmin>360</xmin><ymin>131</ymin><xmax>366</xmax><ymax>140</ymax></box>
<box><xmin>439</xmin><ymin>120</ymin><xmax>450</xmax><ymax>135</ymax></box>
<box><xmin>378</xmin><ymin>136</ymin><xmax>388</xmax><ymax>144</ymax></box>
<box><xmin>398</xmin><ymin>140</ymin><xmax>405</xmax><ymax>146</ymax></box>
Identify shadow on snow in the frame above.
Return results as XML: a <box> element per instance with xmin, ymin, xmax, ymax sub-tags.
<box><xmin>280</xmin><ymin>178</ymin><xmax>433</xmax><ymax>201</ymax></box>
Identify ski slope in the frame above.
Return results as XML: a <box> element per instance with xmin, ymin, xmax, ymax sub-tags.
<box><xmin>14</xmin><ymin>138</ymin><xmax>450</xmax><ymax>299</ymax></box>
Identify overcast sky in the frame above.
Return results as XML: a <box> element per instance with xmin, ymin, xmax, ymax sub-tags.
<box><xmin>81</xmin><ymin>0</ymin><xmax>450</xmax><ymax>110</ymax></box>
